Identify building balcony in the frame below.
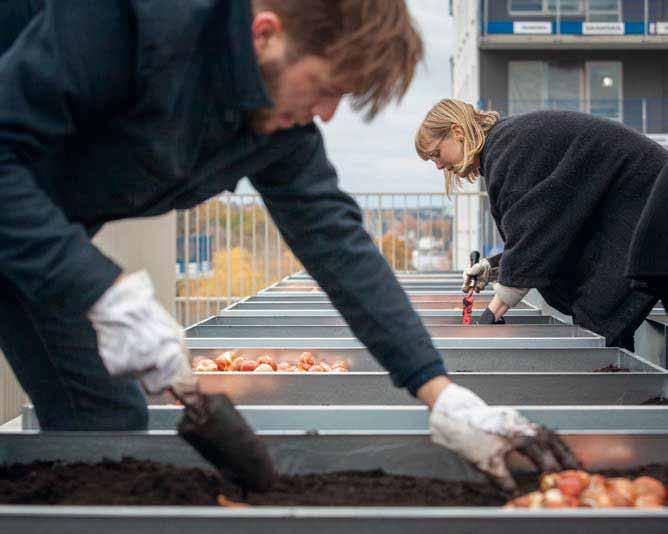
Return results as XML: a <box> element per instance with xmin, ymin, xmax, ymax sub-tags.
<box><xmin>478</xmin><ymin>97</ymin><xmax>668</xmax><ymax>138</ymax></box>
<box><xmin>480</xmin><ymin>0</ymin><xmax>668</xmax><ymax>49</ymax></box>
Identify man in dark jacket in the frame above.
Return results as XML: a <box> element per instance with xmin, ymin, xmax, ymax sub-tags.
<box><xmin>0</xmin><ymin>0</ymin><xmax>575</xmax><ymax>491</ymax></box>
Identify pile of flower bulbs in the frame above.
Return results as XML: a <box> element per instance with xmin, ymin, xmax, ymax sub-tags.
<box><xmin>506</xmin><ymin>470</ymin><xmax>666</xmax><ymax>508</ymax></box>
<box><xmin>192</xmin><ymin>351</ymin><xmax>350</xmax><ymax>373</ymax></box>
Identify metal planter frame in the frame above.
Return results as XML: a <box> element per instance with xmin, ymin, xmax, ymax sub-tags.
<box><xmin>1</xmin><ymin>432</ymin><xmax>667</xmax><ymax>533</ymax></box>
<box><xmin>185</xmin><ymin>324</ymin><xmax>604</xmax><ymax>350</ymax></box>
<box><xmin>188</xmin><ymin>314</ymin><xmax>564</xmax><ymax>328</ymax></box>
<box><xmin>20</xmin><ymin>405</ymin><xmax>668</xmax><ymax>433</ymax></box>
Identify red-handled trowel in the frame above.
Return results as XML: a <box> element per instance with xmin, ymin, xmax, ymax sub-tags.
<box><xmin>462</xmin><ymin>250</ymin><xmax>480</xmax><ymax>325</ymax></box>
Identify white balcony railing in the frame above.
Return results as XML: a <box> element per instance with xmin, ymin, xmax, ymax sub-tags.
<box><xmin>175</xmin><ymin>191</ymin><xmax>499</xmax><ymax>325</ymax></box>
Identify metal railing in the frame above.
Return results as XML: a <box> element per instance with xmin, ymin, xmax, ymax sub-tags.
<box><xmin>175</xmin><ymin>191</ymin><xmax>499</xmax><ymax>325</ymax></box>
<box><xmin>478</xmin><ymin>97</ymin><xmax>668</xmax><ymax>134</ymax></box>
<box><xmin>175</xmin><ymin>194</ymin><xmax>296</xmax><ymax>325</ymax></box>
<box><xmin>481</xmin><ymin>0</ymin><xmax>666</xmax><ymax>38</ymax></box>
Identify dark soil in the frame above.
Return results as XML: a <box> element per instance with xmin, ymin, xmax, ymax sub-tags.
<box><xmin>592</xmin><ymin>364</ymin><xmax>630</xmax><ymax>372</ymax></box>
<box><xmin>642</xmin><ymin>396</ymin><xmax>668</xmax><ymax>405</ymax></box>
<box><xmin>1</xmin><ymin>458</ymin><xmax>668</xmax><ymax>507</ymax></box>
<box><xmin>457</xmin><ymin>364</ymin><xmax>634</xmax><ymax>373</ymax></box>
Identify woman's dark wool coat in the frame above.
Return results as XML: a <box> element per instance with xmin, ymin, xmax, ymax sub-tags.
<box><xmin>480</xmin><ymin>111</ymin><xmax>667</xmax><ymax>345</ymax></box>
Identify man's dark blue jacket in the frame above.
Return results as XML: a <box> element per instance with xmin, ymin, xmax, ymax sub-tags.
<box><xmin>0</xmin><ymin>0</ymin><xmax>446</xmax><ymax>394</ymax></box>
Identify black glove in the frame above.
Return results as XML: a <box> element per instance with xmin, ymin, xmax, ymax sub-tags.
<box><xmin>477</xmin><ymin>307</ymin><xmax>505</xmax><ymax>325</ymax></box>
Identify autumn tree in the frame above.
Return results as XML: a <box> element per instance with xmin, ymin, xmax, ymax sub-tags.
<box><xmin>380</xmin><ymin>232</ymin><xmax>414</xmax><ymax>270</ymax></box>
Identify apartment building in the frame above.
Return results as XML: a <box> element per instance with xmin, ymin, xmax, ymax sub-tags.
<box><xmin>453</xmin><ymin>0</ymin><xmax>668</xmax><ymax>139</ymax></box>
<box><xmin>450</xmin><ymin>0</ymin><xmax>668</xmax><ymax>258</ymax></box>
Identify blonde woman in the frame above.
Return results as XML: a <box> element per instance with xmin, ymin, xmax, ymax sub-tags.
<box><xmin>416</xmin><ymin>99</ymin><xmax>667</xmax><ymax>351</ymax></box>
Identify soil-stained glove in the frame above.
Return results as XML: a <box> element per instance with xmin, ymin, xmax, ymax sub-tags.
<box><xmin>429</xmin><ymin>383</ymin><xmax>579</xmax><ymax>493</ymax></box>
<box><xmin>462</xmin><ymin>258</ymin><xmax>497</xmax><ymax>292</ymax></box>
<box><xmin>494</xmin><ymin>283</ymin><xmax>529</xmax><ymax>308</ymax></box>
<box><xmin>88</xmin><ymin>270</ymin><xmax>192</xmax><ymax>394</ymax></box>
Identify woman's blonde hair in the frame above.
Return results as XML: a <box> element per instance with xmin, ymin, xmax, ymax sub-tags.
<box><xmin>415</xmin><ymin>99</ymin><xmax>499</xmax><ymax>194</ymax></box>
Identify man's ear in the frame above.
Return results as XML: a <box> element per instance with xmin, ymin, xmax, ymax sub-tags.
<box><xmin>252</xmin><ymin>11</ymin><xmax>283</xmax><ymax>56</ymax></box>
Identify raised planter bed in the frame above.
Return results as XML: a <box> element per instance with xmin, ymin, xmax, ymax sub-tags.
<box><xmin>1</xmin><ymin>432</ymin><xmax>667</xmax><ymax>533</ymax></box>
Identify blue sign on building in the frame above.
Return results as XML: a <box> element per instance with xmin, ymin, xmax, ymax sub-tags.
<box><xmin>176</xmin><ymin>235</ymin><xmax>214</xmax><ymax>275</ymax></box>
<box><xmin>486</xmin><ymin>20</ymin><xmax>646</xmax><ymax>35</ymax></box>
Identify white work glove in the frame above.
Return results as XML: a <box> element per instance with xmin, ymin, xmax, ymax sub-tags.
<box><xmin>88</xmin><ymin>270</ymin><xmax>192</xmax><ymax>394</ymax></box>
<box><xmin>429</xmin><ymin>383</ymin><xmax>578</xmax><ymax>492</ymax></box>
<box><xmin>493</xmin><ymin>283</ymin><xmax>529</xmax><ymax>308</ymax></box>
<box><xmin>462</xmin><ymin>258</ymin><xmax>493</xmax><ymax>292</ymax></box>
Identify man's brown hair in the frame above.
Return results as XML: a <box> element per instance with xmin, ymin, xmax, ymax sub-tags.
<box><xmin>252</xmin><ymin>0</ymin><xmax>423</xmax><ymax>120</ymax></box>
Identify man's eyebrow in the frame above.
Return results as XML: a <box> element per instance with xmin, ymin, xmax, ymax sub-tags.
<box><xmin>321</xmin><ymin>85</ymin><xmax>344</xmax><ymax>95</ymax></box>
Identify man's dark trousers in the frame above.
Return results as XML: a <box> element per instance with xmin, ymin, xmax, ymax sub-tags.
<box><xmin>0</xmin><ymin>287</ymin><xmax>148</xmax><ymax>430</ymax></box>
<box><xmin>0</xmin><ymin>0</ymin><xmax>147</xmax><ymax>430</ymax></box>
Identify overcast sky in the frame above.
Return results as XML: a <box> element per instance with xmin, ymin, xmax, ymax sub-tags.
<box><xmin>239</xmin><ymin>2</ymin><xmax>454</xmax><ymax>195</ymax></box>
<box><xmin>319</xmin><ymin>0</ymin><xmax>454</xmax><ymax>193</ymax></box>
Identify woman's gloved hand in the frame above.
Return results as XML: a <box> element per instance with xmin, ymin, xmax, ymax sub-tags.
<box><xmin>462</xmin><ymin>254</ymin><xmax>500</xmax><ymax>293</ymax></box>
<box><xmin>429</xmin><ymin>383</ymin><xmax>579</xmax><ymax>492</ymax></box>
<box><xmin>88</xmin><ymin>270</ymin><xmax>192</xmax><ymax>394</ymax></box>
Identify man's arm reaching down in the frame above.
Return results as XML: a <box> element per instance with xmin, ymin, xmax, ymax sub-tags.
<box><xmin>0</xmin><ymin>1</ymin><xmax>134</xmax><ymax>313</ymax></box>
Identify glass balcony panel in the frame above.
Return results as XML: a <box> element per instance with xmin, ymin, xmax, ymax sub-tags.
<box><xmin>649</xmin><ymin>0</ymin><xmax>668</xmax><ymax>26</ymax></box>
<box><xmin>621</xmin><ymin>99</ymin><xmax>644</xmax><ymax>132</ymax></box>
<box><xmin>586</xmin><ymin>0</ymin><xmax>621</xmax><ymax>22</ymax></box>
<box><xmin>547</xmin><ymin>0</ymin><xmax>583</xmax><ymax>14</ymax></box>
<box><xmin>547</xmin><ymin>61</ymin><xmax>583</xmax><ymax>112</ymax></box>
<box><xmin>484</xmin><ymin>97</ymin><xmax>668</xmax><ymax>134</ymax></box>
<box><xmin>587</xmin><ymin>62</ymin><xmax>622</xmax><ymax>122</ymax></box>
<box><xmin>509</xmin><ymin>61</ymin><xmax>546</xmax><ymax>115</ymax></box>
<box><xmin>588</xmin><ymin>0</ymin><xmax>620</xmax><ymax>9</ymax></box>
<box><xmin>509</xmin><ymin>61</ymin><xmax>584</xmax><ymax>114</ymax></box>
<box><xmin>509</xmin><ymin>0</ymin><xmax>544</xmax><ymax>13</ymax></box>
<box><xmin>645</xmin><ymin>98</ymin><xmax>666</xmax><ymax>134</ymax></box>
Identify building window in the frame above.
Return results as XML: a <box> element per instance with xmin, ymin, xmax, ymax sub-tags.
<box><xmin>586</xmin><ymin>0</ymin><xmax>621</xmax><ymax>22</ymax></box>
<box><xmin>509</xmin><ymin>61</ymin><xmax>582</xmax><ymax>115</ymax></box>
<box><xmin>509</xmin><ymin>62</ymin><xmax>545</xmax><ymax>115</ymax></box>
<box><xmin>508</xmin><ymin>0</ymin><xmax>620</xmax><ymax>19</ymax></box>
<box><xmin>509</xmin><ymin>0</ymin><xmax>582</xmax><ymax>15</ymax></box>
<box><xmin>586</xmin><ymin>62</ymin><xmax>622</xmax><ymax>121</ymax></box>
<box><xmin>546</xmin><ymin>0</ymin><xmax>582</xmax><ymax>13</ymax></box>
<box><xmin>508</xmin><ymin>60</ymin><xmax>622</xmax><ymax>122</ymax></box>
<box><xmin>509</xmin><ymin>0</ymin><xmax>543</xmax><ymax>12</ymax></box>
